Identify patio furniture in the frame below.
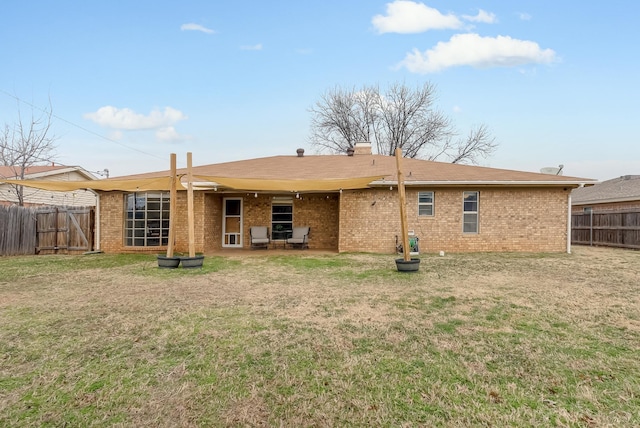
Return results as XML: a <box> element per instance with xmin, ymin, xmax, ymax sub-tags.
<box><xmin>250</xmin><ymin>226</ymin><xmax>270</xmax><ymax>249</ymax></box>
<box><xmin>286</xmin><ymin>226</ymin><xmax>310</xmax><ymax>249</ymax></box>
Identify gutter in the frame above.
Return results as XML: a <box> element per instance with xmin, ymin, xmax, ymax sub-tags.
<box><xmin>370</xmin><ymin>180</ymin><xmax>597</xmax><ymax>187</ymax></box>
<box><xmin>572</xmin><ymin>196</ymin><xmax>640</xmax><ymax>205</ymax></box>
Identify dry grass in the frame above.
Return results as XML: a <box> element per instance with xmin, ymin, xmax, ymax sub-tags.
<box><xmin>1</xmin><ymin>247</ymin><xmax>639</xmax><ymax>426</ymax></box>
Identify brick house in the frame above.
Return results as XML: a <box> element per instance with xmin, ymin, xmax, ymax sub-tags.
<box><xmin>571</xmin><ymin>175</ymin><xmax>640</xmax><ymax>213</ymax></box>
<box><xmin>93</xmin><ymin>143</ymin><xmax>595</xmax><ymax>254</ymax></box>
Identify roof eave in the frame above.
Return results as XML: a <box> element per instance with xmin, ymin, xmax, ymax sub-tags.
<box><xmin>572</xmin><ymin>196</ymin><xmax>640</xmax><ymax>205</ymax></box>
<box><xmin>370</xmin><ymin>180</ymin><xmax>595</xmax><ymax>187</ymax></box>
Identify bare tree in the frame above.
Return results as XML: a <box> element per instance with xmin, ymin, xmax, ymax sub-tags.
<box><xmin>0</xmin><ymin>101</ymin><xmax>57</xmax><ymax>206</ymax></box>
<box><xmin>308</xmin><ymin>85</ymin><xmax>379</xmax><ymax>153</ymax></box>
<box><xmin>309</xmin><ymin>82</ymin><xmax>498</xmax><ymax>163</ymax></box>
<box><xmin>448</xmin><ymin>124</ymin><xmax>498</xmax><ymax>164</ymax></box>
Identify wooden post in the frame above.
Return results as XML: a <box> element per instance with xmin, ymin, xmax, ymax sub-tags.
<box><xmin>395</xmin><ymin>148</ymin><xmax>411</xmax><ymax>262</ymax></box>
<box><xmin>166</xmin><ymin>153</ymin><xmax>177</xmax><ymax>258</ymax></box>
<box><xmin>187</xmin><ymin>152</ymin><xmax>196</xmax><ymax>258</ymax></box>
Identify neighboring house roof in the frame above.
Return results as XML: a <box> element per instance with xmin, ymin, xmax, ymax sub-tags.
<box><xmin>571</xmin><ymin>175</ymin><xmax>640</xmax><ymax>205</ymax></box>
<box><xmin>0</xmin><ymin>165</ymin><xmax>98</xmax><ymax>181</ymax></box>
<box><xmin>119</xmin><ymin>152</ymin><xmax>595</xmax><ymax>188</ymax></box>
<box><xmin>0</xmin><ymin>165</ymin><xmax>98</xmax><ymax>206</ymax></box>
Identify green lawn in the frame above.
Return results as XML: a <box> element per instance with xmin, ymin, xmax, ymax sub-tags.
<box><xmin>1</xmin><ymin>247</ymin><xmax>639</xmax><ymax>426</ymax></box>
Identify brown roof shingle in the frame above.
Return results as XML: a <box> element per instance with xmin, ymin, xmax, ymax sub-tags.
<box><xmin>0</xmin><ymin>165</ymin><xmax>71</xmax><ymax>179</ymax></box>
<box><xmin>119</xmin><ymin>154</ymin><xmax>595</xmax><ymax>187</ymax></box>
<box><xmin>572</xmin><ymin>175</ymin><xmax>640</xmax><ymax>204</ymax></box>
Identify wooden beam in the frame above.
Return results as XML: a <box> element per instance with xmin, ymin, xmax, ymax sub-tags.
<box><xmin>187</xmin><ymin>152</ymin><xmax>196</xmax><ymax>258</ymax></box>
<box><xmin>166</xmin><ymin>153</ymin><xmax>177</xmax><ymax>258</ymax></box>
<box><xmin>395</xmin><ymin>148</ymin><xmax>411</xmax><ymax>262</ymax></box>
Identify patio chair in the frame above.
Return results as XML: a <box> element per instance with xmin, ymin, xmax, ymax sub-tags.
<box><xmin>250</xmin><ymin>226</ymin><xmax>270</xmax><ymax>249</ymax></box>
<box><xmin>286</xmin><ymin>226</ymin><xmax>310</xmax><ymax>249</ymax></box>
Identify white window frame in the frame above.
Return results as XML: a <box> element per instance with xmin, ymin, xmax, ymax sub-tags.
<box><xmin>271</xmin><ymin>197</ymin><xmax>293</xmax><ymax>240</ymax></box>
<box><xmin>124</xmin><ymin>192</ymin><xmax>170</xmax><ymax>247</ymax></box>
<box><xmin>222</xmin><ymin>197</ymin><xmax>243</xmax><ymax>248</ymax></box>
<box><xmin>418</xmin><ymin>191</ymin><xmax>434</xmax><ymax>216</ymax></box>
<box><xmin>463</xmin><ymin>191</ymin><xmax>479</xmax><ymax>234</ymax></box>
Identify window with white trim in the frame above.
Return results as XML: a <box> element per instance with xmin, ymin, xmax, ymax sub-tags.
<box><xmin>124</xmin><ymin>192</ymin><xmax>170</xmax><ymax>246</ymax></box>
<box><xmin>271</xmin><ymin>197</ymin><xmax>293</xmax><ymax>240</ymax></box>
<box><xmin>418</xmin><ymin>191</ymin><xmax>434</xmax><ymax>216</ymax></box>
<box><xmin>463</xmin><ymin>191</ymin><xmax>479</xmax><ymax>233</ymax></box>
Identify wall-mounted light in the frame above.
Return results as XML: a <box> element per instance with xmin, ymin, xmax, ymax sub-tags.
<box><xmin>254</xmin><ymin>192</ymin><xmax>258</xmax><ymax>198</ymax></box>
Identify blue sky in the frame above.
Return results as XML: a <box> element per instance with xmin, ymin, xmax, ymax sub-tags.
<box><xmin>1</xmin><ymin>0</ymin><xmax>638</xmax><ymax>180</ymax></box>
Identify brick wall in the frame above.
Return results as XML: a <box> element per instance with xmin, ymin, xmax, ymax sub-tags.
<box><xmin>99</xmin><ymin>187</ymin><xmax>570</xmax><ymax>254</ymax></box>
<box><xmin>99</xmin><ymin>191</ymin><xmax>340</xmax><ymax>253</ymax></box>
<box><xmin>236</xmin><ymin>192</ymin><xmax>339</xmax><ymax>250</ymax></box>
<box><xmin>338</xmin><ymin>187</ymin><xmax>570</xmax><ymax>253</ymax></box>
<box><xmin>98</xmin><ymin>192</ymin><xmax>125</xmax><ymax>253</ymax></box>
<box><xmin>203</xmin><ymin>193</ymin><xmax>222</xmax><ymax>251</ymax></box>
<box><xmin>99</xmin><ymin>191</ymin><xmax>208</xmax><ymax>254</ymax></box>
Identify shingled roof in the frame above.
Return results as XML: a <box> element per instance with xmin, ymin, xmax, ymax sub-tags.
<box><xmin>0</xmin><ymin>165</ymin><xmax>71</xmax><ymax>179</ymax></box>
<box><xmin>120</xmin><ymin>153</ymin><xmax>595</xmax><ymax>188</ymax></box>
<box><xmin>572</xmin><ymin>175</ymin><xmax>640</xmax><ymax>204</ymax></box>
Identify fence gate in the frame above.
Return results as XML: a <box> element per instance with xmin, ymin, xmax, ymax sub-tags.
<box><xmin>36</xmin><ymin>207</ymin><xmax>95</xmax><ymax>254</ymax></box>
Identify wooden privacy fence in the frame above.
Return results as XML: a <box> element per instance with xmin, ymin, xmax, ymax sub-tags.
<box><xmin>0</xmin><ymin>205</ymin><xmax>38</xmax><ymax>255</ymax></box>
<box><xmin>0</xmin><ymin>205</ymin><xmax>94</xmax><ymax>256</ymax></box>
<box><xmin>572</xmin><ymin>209</ymin><xmax>640</xmax><ymax>250</ymax></box>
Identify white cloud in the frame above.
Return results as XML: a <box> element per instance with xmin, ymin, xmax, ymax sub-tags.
<box><xmin>398</xmin><ymin>33</ymin><xmax>557</xmax><ymax>73</ymax></box>
<box><xmin>452</xmin><ymin>105</ymin><xmax>462</xmax><ymax>113</ymax></box>
<box><xmin>240</xmin><ymin>43</ymin><xmax>263</xmax><ymax>51</ymax></box>
<box><xmin>85</xmin><ymin>106</ymin><xmax>190</xmax><ymax>143</ymax></box>
<box><xmin>462</xmin><ymin>9</ymin><xmax>497</xmax><ymax>24</ymax></box>
<box><xmin>372</xmin><ymin>0</ymin><xmax>462</xmax><ymax>34</ymax></box>
<box><xmin>518</xmin><ymin>12</ymin><xmax>532</xmax><ymax>21</ymax></box>
<box><xmin>156</xmin><ymin>126</ymin><xmax>190</xmax><ymax>143</ymax></box>
<box><xmin>180</xmin><ymin>23</ymin><xmax>215</xmax><ymax>34</ymax></box>
<box><xmin>84</xmin><ymin>106</ymin><xmax>188</xmax><ymax>130</ymax></box>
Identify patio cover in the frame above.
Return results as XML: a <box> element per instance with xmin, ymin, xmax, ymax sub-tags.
<box><xmin>192</xmin><ymin>175</ymin><xmax>386</xmax><ymax>192</ymax></box>
<box><xmin>0</xmin><ymin>176</ymin><xmax>186</xmax><ymax>192</ymax></box>
<box><xmin>1</xmin><ymin>175</ymin><xmax>385</xmax><ymax>193</ymax></box>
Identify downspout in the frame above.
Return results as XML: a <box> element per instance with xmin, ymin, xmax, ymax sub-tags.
<box><xmin>566</xmin><ymin>192</ymin><xmax>572</xmax><ymax>254</ymax></box>
<box><xmin>89</xmin><ymin>189</ymin><xmax>100</xmax><ymax>251</ymax></box>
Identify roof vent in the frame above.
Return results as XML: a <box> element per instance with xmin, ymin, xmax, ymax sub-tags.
<box><xmin>296</xmin><ymin>148</ymin><xmax>304</xmax><ymax>157</ymax></box>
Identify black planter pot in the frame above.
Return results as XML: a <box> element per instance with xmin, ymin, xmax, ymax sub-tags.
<box><xmin>395</xmin><ymin>258</ymin><xmax>420</xmax><ymax>272</ymax></box>
<box><xmin>157</xmin><ymin>255</ymin><xmax>181</xmax><ymax>269</ymax></box>
<box><xmin>180</xmin><ymin>255</ymin><xmax>205</xmax><ymax>269</ymax></box>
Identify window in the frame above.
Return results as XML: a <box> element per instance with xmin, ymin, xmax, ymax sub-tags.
<box><xmin>463</xmin><ymin>191</ymin><xmax>479</xmax><ymax>233</ymax></box>
<box><xmin>124</xmin><ymin>192</ymin><xmax>170</xmax><ymax>246</ymax></box>
<box><xmin>418</xmin><ymin>191</ymin><xmax>434</xmax><ymax>216</ymax></box>
<box><xmin>271</xmin><ymin>197</ymin><xmax>293</xmax><ymax>240</ymax></box>
<box><xmin>583</xmin><ymin>207</ymin><xmax>593</xmax><ymax>213</ymax></box>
